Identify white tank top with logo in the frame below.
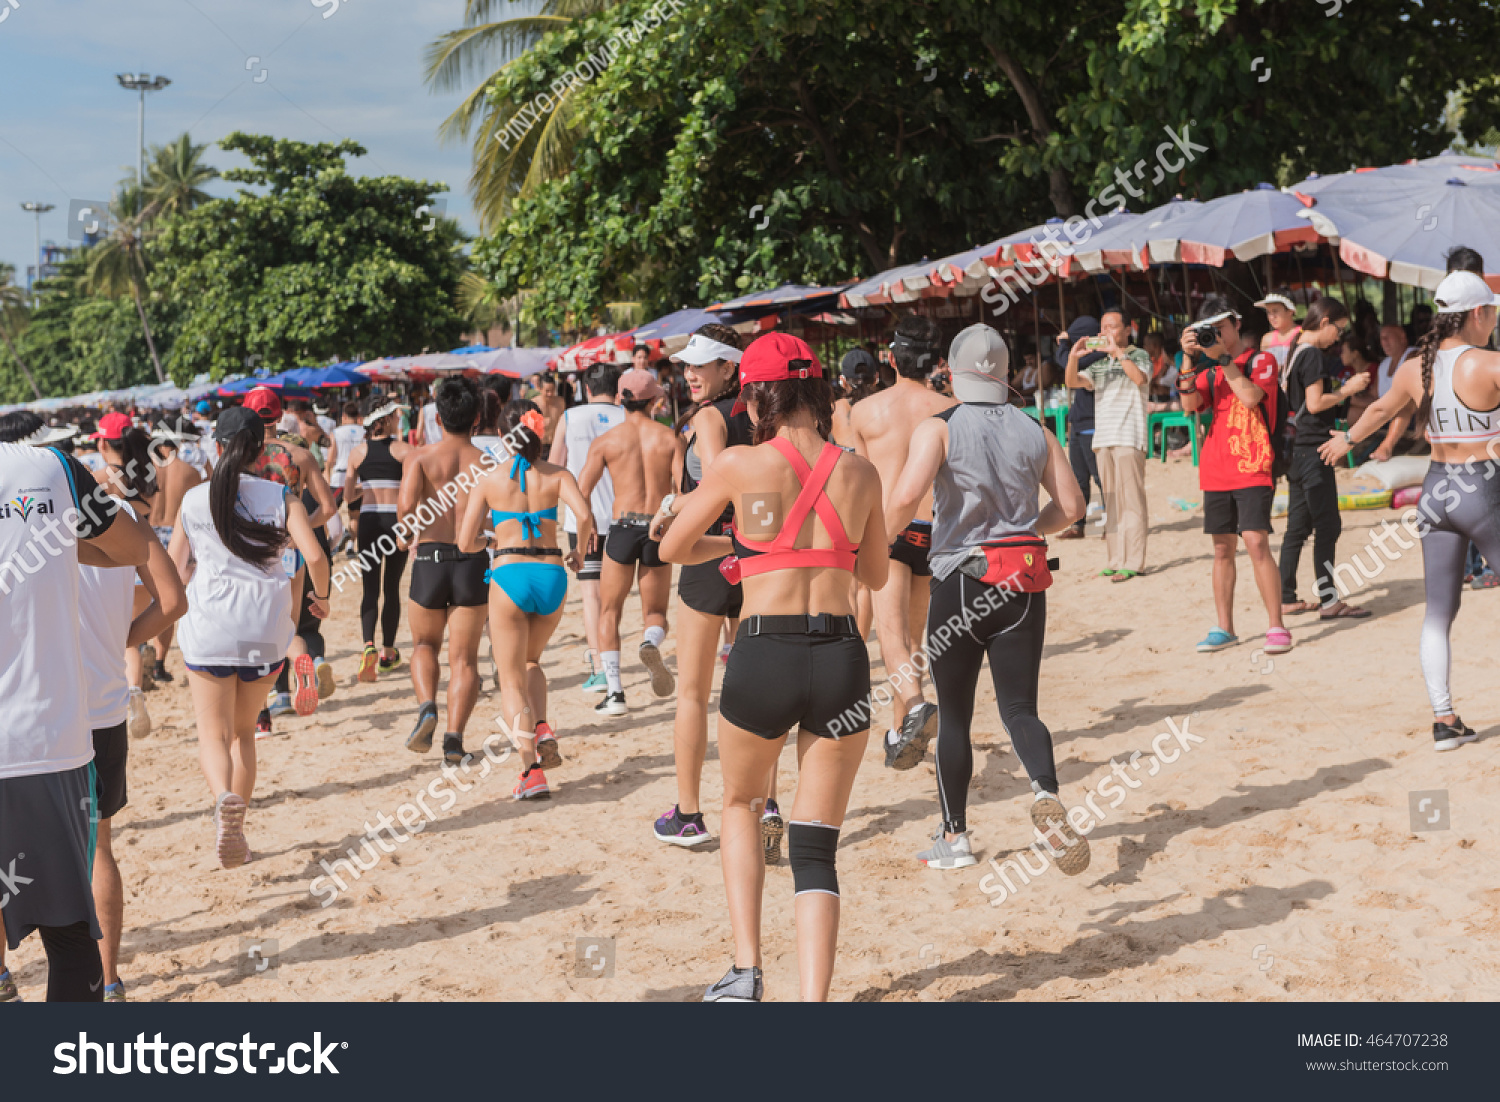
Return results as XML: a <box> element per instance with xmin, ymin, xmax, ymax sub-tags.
<box><xmin>79</xmin><ymin>539</ymin><xmax>136</xmax><ymax>731</ymax></box>
<box><xmin>331</xmin><ymin>423</ymin><xmax>366</xmax><ymax>488</ymax></box>
<box><xmin>176</xmin><ymin>477</ymin><xmax>295</xmax><ymax>667</ymax></box>
<box><xmin>1426</xmin><ymin>344</ymin><xmax>1500</xmax><ymax>444</ymax></box>
<box><xmin>0</xmin><ymin>444</ymin><xmax>92</xmax><ymax>778</ymax></box>
<box><xmin>561</xmin><ymin>403</ymin><xmax>624</xmax><ymax>533</ymax></box>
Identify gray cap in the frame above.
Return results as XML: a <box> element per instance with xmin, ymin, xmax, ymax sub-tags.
<box><xmin>948</xmin><ymin>323</ymin><xmax>1010</xmax><ymax>404</ymax></box>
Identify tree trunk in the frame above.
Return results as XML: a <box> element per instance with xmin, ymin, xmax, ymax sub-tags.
<box><xmin>985</xmin><ymin>43</ymin><xmax>1078</xmax><ymax>217</ymax></box>
<box><xmin>132</xmin><ymin>284</ymin><xmax>167</xmax><ymax>384</ymax></box>
<box><xmin>0</xmin><ymin>323</ymin><xmax>43</xmax><ymax>401</ymax></box>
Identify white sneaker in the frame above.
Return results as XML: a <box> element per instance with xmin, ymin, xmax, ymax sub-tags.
<box><xmin>126</xmin><ymin>688</ymin><xmax>152</xmax><ymax>740</ymax></box>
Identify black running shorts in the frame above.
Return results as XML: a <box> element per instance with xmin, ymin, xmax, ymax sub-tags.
<box><xmin>604</xmin><ymin>519</ymin><xmax>664</xmax><ymax>568</ymax></box>
<box><xmin>0</xmin><ymin>764</ymin><xmax>101</xmax><ymax>949</ymax></box>
<box><xmin>679</xmin><ymin>557</ymin><xmax>743</xmax><ymax>618</ymax></box>
<box><xmin>1203</xmin><ymin>486</ymin><xmax>1274</xmax><ymax>535</ymax></box>
<box><xmin>719</xmin><ymin>626</ymin><xmax>871</xmax><ymax>741</ymax></box>
<box><xmin>568</xmin><ymin>530</ymin><xmax>605</xmax><ymax>582</ymax></box>
<box><xmin>889</xmin><ymin>521</ymin><xmax>933</xmax><ymax>577</ymax></box>
<box><xmin>409</xmin><ymin>542</ymin><xmax>490</xmax><ymax>609</ymax></box>
<box><xmin>92</xmin><ymin>722</ymin><xmax>129</xmax><ymax>820</ymax></box>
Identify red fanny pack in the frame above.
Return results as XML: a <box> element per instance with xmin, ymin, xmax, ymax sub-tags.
<box><xmin>962</xmin><ymin>537</ymin><xmax>1056</xmax><ymax>592</ymax></box>
<box><xmin>719</xmin><ymin>555</ymin><xmax>743</xmax><ymax>585</ymax></box>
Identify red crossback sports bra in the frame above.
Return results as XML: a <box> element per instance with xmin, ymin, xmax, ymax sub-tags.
<box><xmin>730</xmin><ymin>438</ymin><xmax>860</xmax><ymax>577</ymax></box>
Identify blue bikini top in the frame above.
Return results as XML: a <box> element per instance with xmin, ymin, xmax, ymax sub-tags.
<box><xmin>490</xmin><ymin>454</ymin><xmax>557</xmax><ymax>539</ymax></box>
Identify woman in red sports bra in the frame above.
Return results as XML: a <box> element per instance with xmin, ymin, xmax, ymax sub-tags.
<box><xmin>657</xmin><ymin>332</ymin><xmax>888</xmax><ymax>1003</ymax></box>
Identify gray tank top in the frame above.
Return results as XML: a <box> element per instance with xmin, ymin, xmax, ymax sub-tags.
<box><xmin>929</xmin><ymin>404</ymin><xmax>1050</xmax><ymax>581</ymax></box>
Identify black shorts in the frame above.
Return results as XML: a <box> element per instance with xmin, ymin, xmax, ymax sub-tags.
<box><xmin>679</xmin><ymin>557</ymin><xmax>744</xmax><ymax>618</ymax></box>
<box><xmin>604</xmin><ymin>519</ymin><xmax>664</xmax><ymax>568</ymax></box>
<box><xmin>889</xmin><ymin>521</ymin><xmax>933</xmax><ymax>577</ymax></box>
<box><xmin>92</xmin><ymin>722</ymin><xmax>128</xmax><ymax>820</ymax></box>
<box><xmin>719</xmin><ymin>620</ymin><xmax>872</xmax><ymax>740</ymax></box>
<box><xmin>1203</xmin><ymin>486</ymin><xmax>1275</xmax><ymax>535</ymax></box>
<box><xmin>409</xmin><ymin>543</ymin><xmax>490</xmax><ymax>609</ymax></box>
<box><xmin>0</xmin><ymin>764</ymin><xmax>100</xmax><ymax>949</ymax></box>
<box><xmin>569</xmin><ymin>530</ymin><xmax>605</xmax><ymax>582</ymax></box>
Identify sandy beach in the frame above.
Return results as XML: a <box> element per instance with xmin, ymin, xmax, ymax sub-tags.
<box><xmin>9</xmin><ymin>455</ymin><xmax>1498</xmax><ymax>1003</ymax></box>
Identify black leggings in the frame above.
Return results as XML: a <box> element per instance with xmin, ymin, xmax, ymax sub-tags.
<box><xmin>40</xmin><ymin>921</ymin><xmax>103</xmax><ymax>1002</ymax></box>
<box><xmin>1279</xmin><ymin>444</ymin><xmax>1342</xmax><ymax>606</ymax></box>
<box><xmin>358</xmin><ymin>512</ymin><xmax>408</xmax><ymax>647</ymax></box>
<box><xmin>927</xmin><ymin>571</ymin><xmax>1056</xmax><ymax>835</ymax></box>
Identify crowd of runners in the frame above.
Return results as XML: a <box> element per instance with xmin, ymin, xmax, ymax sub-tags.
<box><xmin>3</xmin><ymin>263</ymin><xmax>1498</xmax><ymax>1000</ymax></box>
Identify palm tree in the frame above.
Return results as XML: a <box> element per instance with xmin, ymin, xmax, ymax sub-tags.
<box><xmin>0</xmin><ymin>263</ymin><xmax>42</xmax><ymax>400</ymax></box>
<box><xmin>425</xmin><ymin>0</ymin><xmax>618</xmax><ymax>230</ymax></box>
<box><xmin>144</xmin><ymin>133</ymin><xmax>219</xmax><ymax>217</ymax></box>
<box><xmin>81</xmin><ymin>196</ymin><xmax>168</xmax><ymax>384</ymax></box>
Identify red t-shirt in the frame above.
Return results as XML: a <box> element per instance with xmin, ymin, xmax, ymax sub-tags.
<box><xmin>1194</xmin><ymin>348</ymin><xmax>1279</xmax><ymax>492</ymax></box>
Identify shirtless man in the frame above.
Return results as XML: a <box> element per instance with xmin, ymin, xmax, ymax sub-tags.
<box><xmin>143</xmin><ymin>427</ymin><xmax>202</xmax><ymax>683</ymax></box>
<box><xmin>850</xmin><ymin>315</ymin><xmax>956</xmax><ymax>769</ymax></box>
<box><xmin>397</xmin><ymin>379</ymin><xmax>491</xmax><ymax>764</ymax></box>
<box><xmin>579</xmin><ymin>368</ymin><xmax>683</xmax><ymax>715</ymax></box>
<box><xmin>535</xmin><ymin>374</ymin><xmax>567</xmax><ymax>453</ymax></box>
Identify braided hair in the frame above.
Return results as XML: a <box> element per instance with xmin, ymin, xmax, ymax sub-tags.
<box><xmin>1416</xmin><ymin>310</ymin><xmax>1466</xmax><ymax>429</ymax></box>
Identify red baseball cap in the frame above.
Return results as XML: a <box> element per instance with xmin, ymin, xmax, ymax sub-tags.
<box><xmin>739</xmin><ymin>332</ymin><xmax>824</xmax><ymax>385</ymax></box>
<box><xmin>243</xmin><ymin>386</ymin><xmax>283</xmax><ymax>422</ymax></box>
<box><xmin>87</xmin><ymin>411</ymin><xmax>133</xmax><ymax>442</ymax></box>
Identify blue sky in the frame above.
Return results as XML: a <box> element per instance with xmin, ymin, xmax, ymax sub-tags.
<box><xmin>0</xmin><ymin>0</ymin><xmax>499</xmax><ymax>285</ymax></box>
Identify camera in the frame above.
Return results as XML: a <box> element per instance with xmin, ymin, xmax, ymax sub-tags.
<box><xmin>1191</xmin><ymin>323</ymin><xmax>1218</xmax><ymax>347</ymax></box>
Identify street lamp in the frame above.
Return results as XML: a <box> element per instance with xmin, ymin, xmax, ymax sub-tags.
<box><xmin>115</xmin><ymin>73</ymin><xmax>171</xmax><ymax>214</ymax></box>
<box><xmin>19</xmin><ymin>201</ymin><xmax>55</xmax><ymax>298</ymax></box>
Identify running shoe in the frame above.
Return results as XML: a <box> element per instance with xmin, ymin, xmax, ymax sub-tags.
<box><xmin>761</xmin><ymin>799</ymin><xmax>784</xmax><ymax>865</ymax></box>
<box><xmin>581</xmin><ymin>671</ymin><xmax>608</xmax><ymax>695</ymax></box>
<box><xmin>315</xmin><ymin>659</ymin><xmax>337</xmax><ymax>700</ymax></box>
<box><xmin>0</xmin><ymin>968</ymin><xmax>17</xmax><ymax>1002</ymax></box>
<box><xmin>703</xmin><ymin>965</ymin><xmax>763</xmax><ymax>1003</ymax></box>
<box><xmin>1471</xmin><ymin>571</ymin><xmax>1500</xmax><ymax>590</ymax></box>
<box><xmin>126</xmin><ymin>687</ymin><xmax>152</xmax><ymax>741</ymax></box>
<box><xmin>885</xmin><ymin>702</ymin><xmax>938</xmax><ymax>771</ymax></box>
<box><xmin>291</xmin><ymin>654</ymin><xmax>320</xmax><ymax>717</ymax></box>
<box><xmin>214</xmin><ymin>792</ymin><xmax>250</xmax><ymax>869</ymax></box>
<box><xmin>140</xmin><ymin>644</ymin><xmax>157</xmax><ymax>689</ymax></box>
<box><xmin>918</xmin><ymin>826</ymin><xmax>978</xmax><ymax>870</ymax></box>
<box><xmin>255</xmin><ymin>709</ymin><xmax>272</xmax><ymax>740</ymax></box>
<box><xmin>358</xmin><ymin>645</ymin><xmax>379</xmax><ymax>683</ymax></box>
<box><xmin>102</xmin><ymin>980</ymin><xmax>126</xmax><ymax>1003</ymax></box>
<box><xmin>378</xmin><ymin>648</ymin><xmax>403</xmax><ymax>674</ymax></box>
<box><xmin>442</xmin><ymin>733</ymin><xmax>469</xmax><ymax>766</ymax></box>
<box><xmin>1195</xmin><ymin>628</ymin><xmax>1238</xmax><ymax>653</ymax></box>
<box><xmin>1433</xmin><ymin>717</ymin><xmax>1478</xmax><ymax>752</ymax></box>
<box><xmin>534</xmin><ymin>721</ymin><xmax>563</xmax><ymax>770</ymax></box>
<box><xmin>594</xmin><ymin>691</ymin><xmax>626</xmax><ymax>717</ymax></box>
<box><xmin>268</xmin><ymin>692</ymin><xmax>296</xmax><ymax>719</ymax></box>
<box><xmin>151</xmin><ymin>661</ymin><xmax>173</xmax><ymax>684</ymax></box>
<box><xmin>639</xmin><ymin>640</ymin><xmax>675</xmax><ymax>697</ymax></box>
<box><xmin>654</xmin><ymin>806</ymin><xmax>711</xmax><ymax>847</ymax></box>
<box><xmin>406</xmin><ymin>702</ymin><xmax>438</xmax><ymax>754</ymax></box>
<box><xmin>1031</xmin><ymin>791</ymin><xmax>1090</xmax><ymax>876</ymax></box>
<box><xmin>513</xmin><ymin>764</ymin><xmax>550</xmax><ymax>800</ymax></box>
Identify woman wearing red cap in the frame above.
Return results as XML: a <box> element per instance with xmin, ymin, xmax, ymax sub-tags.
<box><xmin>657</xmin><ymin>332</ymin><xmax>889</xmax><ymax>1002</ymax></box>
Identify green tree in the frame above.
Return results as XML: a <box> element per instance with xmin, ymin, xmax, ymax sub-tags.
<box><xmin>82</xmin><ymin>196</ymin><xmax>169</xmax><ymax>384</ymax></box>
<box><xmin>0</xmin><ymin>263</ymin><xmax>42</xmax><ymax>401</ymax></box>
<box><xmin>144</xmin><ymin>133</ymin><xmax>220</xmax><ymax>218</ymax></box>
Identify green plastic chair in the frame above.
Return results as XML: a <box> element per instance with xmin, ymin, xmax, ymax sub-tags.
<box><xmin>1148</xmin><ymin>410</ymin><xmax>1202</xmax><ymax>465</ymax></box>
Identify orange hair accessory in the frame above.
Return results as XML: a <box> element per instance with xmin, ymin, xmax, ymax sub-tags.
<box><xmin>521</xmin><ymin>410</ymin><xmax>545</xmax><ymax>436</ymax></box>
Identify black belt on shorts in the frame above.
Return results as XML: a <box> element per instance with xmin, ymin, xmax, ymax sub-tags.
<box><xmin>617</xmin><ymin>512</ymin><xmax>654</xmax><ymax>526</ymax></box>
<box><xmin>742</xmin><ymin>614</ymin><xmax>859</xmax><ymax>638</ymax></box>
<box><xmin>492</xmin><ymin>546</ymin><xmax>562</xmax><ymax>557</ymax></box>
<box><xmin>415</xmin><ymin>543</ymin><xmax>488</xmax><ymax>563</ymax></box>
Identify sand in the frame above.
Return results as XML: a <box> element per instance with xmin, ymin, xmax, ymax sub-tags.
<box><xmin>7</xmin><ymin>456</ymin><xmax>1499</xmax><ymax>1002</ymax></box>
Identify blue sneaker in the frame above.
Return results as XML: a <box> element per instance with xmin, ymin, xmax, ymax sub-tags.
<box><xmin>267</xmin><ymin>692</ymin><xmax>296</xmax><ymax>718</ymax></box>
<box><xmin>654</xmin><ymin>806</ymin><xmax>711</xmax><ymax>847</ymax></box>
<box><xmin>1195</xmin><ymin>628</ymin><xmax>1238</xmax><ymax>653</ymax></box>
<box><xmin>581</xmin><ymin>671</ymin><xmax>608</xmax><ymax>696</ymax></box>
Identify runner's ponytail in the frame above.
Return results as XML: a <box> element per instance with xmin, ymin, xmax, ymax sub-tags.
<box><xmin>211</xmin><ymin>418</ymin><xmax>289</xmax><ymax>570</ymax></box>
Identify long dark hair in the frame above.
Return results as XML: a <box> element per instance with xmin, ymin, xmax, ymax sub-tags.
<box><xmin>673</xmin><ymin>323</ymin><xmax>745</xmax><ymax>432</ymax></box>
<box><xmin>1416</xmin><ymin>309</ymin><xmax>1467</xmax><ymax>429</ymax></box>
<box><xmin>211</xmin><ymin>417</ymin><xmax>288</xmax><ymax>570</ymax></box>
<box><xmin>476</xmin><ymin>387</ymin><xmax>502</xmax><ymax>435</ymax></box>
<box><xmin>104</xmin><ymin>427</ymin><xmax>159</xmax><ymax>503</ymax></box>
<box><xmin>500</xmin><ymin>399</ymin><xmax>543</xmax><ymax>465</ymax></box>
<box><xmin>742</xmin><ymin>378</ymin><xmax>835</xmax><ymax>445</ymax></box>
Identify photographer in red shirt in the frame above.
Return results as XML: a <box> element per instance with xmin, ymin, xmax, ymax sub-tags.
<box><xmin>1176</xmin><ymin>294</ymin><xmax>1292</xmax><ymax>657</ymax></box>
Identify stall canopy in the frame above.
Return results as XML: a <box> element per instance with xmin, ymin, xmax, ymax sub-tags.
<box><xmin>707</xmin><ymin>283</ymin><xmax>847</xmax><ymax>314</ymax></box>
<box><xmin>1145</xmin><ymin>184</ymin><xmax>1323</xmax><ymax>266</ymax></box>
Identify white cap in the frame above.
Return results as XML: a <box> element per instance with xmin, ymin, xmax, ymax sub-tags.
<box><xmin>1254</xmin><ymin>292</ymin><xmax>1295</xmax><ymax>311</ymax></box>
<box><xmin>1434</xmin><ymin>270</ymin><xmax>1500</xmax><ymax>314</ymax></box>
<box><xmin>363</xmin><ymin>401</ymin><xmax>403</xmax><ymax>427</ymax></box>
<box><xmin>947</xmin><ymin>323</ymin><xmax>1010</xmax><ymax>404</ymax></box>
<box><xmin>670</xmin><ymin>333</ymin><xmax>743</xmax><ymax>365</ymax></box>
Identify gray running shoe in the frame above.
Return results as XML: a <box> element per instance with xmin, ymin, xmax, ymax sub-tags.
<box><xmin>703</xmin><ymin>965</ymin><xmax>764</xmax><ymax>1003</ymax></box>
<box><xmin>639</xmin><ymin>640</ymin><xmax>675</xmax><ymax>697</ymax></box>
<box><xmin>885</xmin><ymin>702</ymin><xmax>938</xmax><ymax>770</ymax></box>
<box><xmin>761</xmin><ymin>800</ymin><xmax>784</xmax><ymax>865</ymax></box>
<box><xmin>1031</xmin><ymin>791</ymin><xmax>1091</xmax><ymax>876</ymax></box>
<box><xmin>917</xmin><ymin>826</ymin><xmax>977</xmax><ymax>869</ymax></box>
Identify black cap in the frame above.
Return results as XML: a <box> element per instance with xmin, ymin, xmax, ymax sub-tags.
<box><xmin>214</xmin><ymin>405</ymin><xmax>263</xmax><ymax>442</ymax></box>
<box><xmin>840</xmin><ymin>348</ymin><xmax>878</xmax><ymax>381</ymax></box>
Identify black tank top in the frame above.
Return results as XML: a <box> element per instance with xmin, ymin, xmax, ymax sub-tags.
<box><xmin>360</xmin><ymin>436</ymin><xmax>403</xmax><ymax>484</ymax></box>
<box><xmin>683</xmin><ymin>396</ymin><xmax>753</xmax><ymax>533</ymax></box>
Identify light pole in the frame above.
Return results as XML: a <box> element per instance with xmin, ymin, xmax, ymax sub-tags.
<box><xmin>115</xmin><ymin>73</ymin><xmax>171</xmax><ymax>214</ymax></box>
<box><xmin>19</xmin><ymin>201</ymin><xmax>55</xmax><ymax>298</ymax></box>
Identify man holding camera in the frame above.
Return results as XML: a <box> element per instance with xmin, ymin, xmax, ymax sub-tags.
<box><xmin>1177</xmin><ymin>295</ymin><xmax>1292</xmax><ymax>656</ymax></box>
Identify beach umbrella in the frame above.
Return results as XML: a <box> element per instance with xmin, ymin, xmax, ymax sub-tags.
<box><xmin>1316</xmin><ymin>177</ymin><xmax>1500</xmax><ymax>289</ymax></box>
<box><xmin>448</xmin><ymin>344</ymin><xmax>495</xmax><ymax>354</ymax></box>
<box><xmin>282</xmin><ymin>364</ymin><xmax>368</xmax><ymax>388</ymax></box>
<box><xmin>1141</xmin><ymin>184</ymin><xmax>1324</xmax><ymax>265</ymax></box>
<box><xmin>1073</xmin><ymin>199</ymin><xmax>1204</xmax><ymax>272</ymax></box>
<box><xmin>630</xmin><ymin>308</ymin><xmax>727</xmax><ymax>355</ymax></box>
<box><xmin>706</xmin><ymin>283</ymin><xmax>846</xmax><ymax>314</ymax></box>
<box><xmin>839</xmin><ymin>260</ymin><xmax>943</xmax><ymax>308</ymax></box>
<box><xmin>463</xmin><ymin>347</ymin><xmax>555</xmax><ymax>378</ymax></box>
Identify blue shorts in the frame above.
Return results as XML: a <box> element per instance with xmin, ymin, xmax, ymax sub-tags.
<box><xmin>487</xmin><ymin>562</ymin><xmax>567</xmax><ymax>616</ymax></box>
<box><xmin>185</xmin><ymin>660</ymin><xmax>286</xmax><ymax>682</ymax></box>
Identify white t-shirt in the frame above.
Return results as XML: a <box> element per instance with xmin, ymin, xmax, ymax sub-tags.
<box><xmin>79</xmin><ymin>538</ymin><xmax>136</xmax><ymax>731</ymax></box>
<box><xmin>1085</xmin><ymin>348</ymin><xmax>1151</xmax><ymax>452</ymax></box>
<box><xmin>560</xmin><ymin>402</ymin><xmax>625</xmax><ymax>533</ymax></box>
<box><xmin>176</xmin><ymin>477</ymin><xmax>294</xmax><ymax>667</ymax></box>
<box><xmin>317</xmin><ymin>414</ymin><xmax>337</xmax><ymax>439</ymax></box>
<box><xmin>1377</xmin><ymin>348</ymin><xmax>1412</xmax><ymax>399</ymax></box>
<box><xmin>331</xmin><ymin>423</ymin><xmax>366</xmax><ymax>489</ymax></box>
<box><xmin>0</xmin><ymin>444</ymin><xmax>94</xmax><ymax>778</ymax></box>
<box><xmin>422</xmin><ymin>403</ymin><xmax>443</xmax><ymax>445</ymax></box>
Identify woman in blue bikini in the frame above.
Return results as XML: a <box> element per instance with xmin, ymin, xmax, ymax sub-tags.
<box><xmin>459</xmin><ymin>400</ymin><xmax>594</xmax><ymax>800</ymax></box>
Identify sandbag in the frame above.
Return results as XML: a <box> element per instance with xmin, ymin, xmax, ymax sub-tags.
<box><xmin>1391</xmin><ymin>486</ymin><xmax>1422</xmax><ymax>510</ymax></box>
<box><xmin>1355</xmin><ymin>456</ymin><xmax>1429</xmax><ymax>491</ymax></box>
<box><xmin>1339</xmin><ymin>490</ymin><xmax>1393</xmax><ymax>511</ymax></box>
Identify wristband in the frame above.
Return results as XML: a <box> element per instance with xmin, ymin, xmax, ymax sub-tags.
<box><xmin>312</xmin><ymin>591</ymin><xmax>328</xmax><ymax>601</ymax></box>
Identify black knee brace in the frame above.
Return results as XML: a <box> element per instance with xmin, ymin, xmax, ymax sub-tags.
<box><xmin>788</xmin><ymin>821</ymin><xmax>840</xmax><ymax>897</ymax></box>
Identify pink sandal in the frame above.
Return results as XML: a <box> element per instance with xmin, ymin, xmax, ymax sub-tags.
<box><xmin>1264</xmin><ymin>627</ymin><xmax>1293</xmax><ymax>655</ymax></box>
